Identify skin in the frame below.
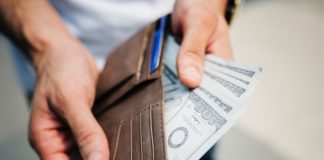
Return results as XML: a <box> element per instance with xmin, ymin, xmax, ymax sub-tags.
<box><xmin>0</xmin><ymin>0</ymin><xmax>232</xmax><ymax>159</ymax></box>
<box><xmin>173</xmin><ymin>0</ymin><xmax>233</xmax><ymax>88</ymax></box>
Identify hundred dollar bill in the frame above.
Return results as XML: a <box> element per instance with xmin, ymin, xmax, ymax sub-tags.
<box><xmin>165</xmin><ymin>90</ymin><xmax>235</xmax><ymax>160</ymax></box>
<box><xmin>163</xmin><ymin>34</ymin><xmax>262</xmax><ymax>84</ymax></box>
<box><xmin>163</xmin><ymin>65</ymin><xmax>245</xmax><ymax>160</ymax></box>
<box><xmin>163</xmin><ymin>64</ymin><xmax>190</xmax><ymax>123</ymax></box>
<box><xmin>204</xmin><ymin>63</ymin><xmax>252</xmax><ymax>86</ymax></box>
<box><xmin>195</xmin><ymin>87</ymin><xmax>244</xmax><ymax>120</ymax></box>
<box><xmin>204</xmin><ymin>61</ymin><xmax>260</xmax><ymax>91</ymax></box>
<box><xmin>200</xmin><ymin>73</ymin><xmax>246</xmax><ymax>101</ymax></box>
<box><xmin>162</xmin><ymin>33</ymin><xmax>262</xmax><ymax>160</ymax></box>
<box><xmin>163</xmin><ymin>65</ymin><xmax>188</xmax><ymax>101</ymax></box>
<box><xmin>202</xmin><ymin>70</ymin><xmax>258</xmax><ymax>101</ymax></box>
<box><xmin>205</xmin><ymin>55</ymin><xmax>262</xmax><ymax>82</ymax></box>
<box><xmin>163</xmin><ymin>35</ymin><xmax>179</xmax><ymax>75</ymax></box>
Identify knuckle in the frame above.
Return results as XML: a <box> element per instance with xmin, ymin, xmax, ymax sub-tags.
<box><xmin>76</xmin><ymin>129</ymin><xmax>99</xmax><ymax>148</ymax></box>
<box><xmin>194</xmin><ymin>12</ymin><xmax>216</xmax><ymax>29</ymax></box>
<box><xmin>48</xmin><ymin>85</ymin><xmax>70</xmax><ymax>107</ymax></box>
<box><xmin>200</xmin><ymin>15</ymin><xmax>216</xmax><ymax>29</ymax></box>
<box><xmin>183</xmin><ymin>7</ymin><xmax>217</xmax><ymax>30</ymax></box>
<box><xmin>49</xmin><ymin>83</ymin><xmax>92</xmax><ymax>115</ymax></box>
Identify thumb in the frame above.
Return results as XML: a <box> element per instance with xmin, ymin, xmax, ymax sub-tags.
<box><xmin>177</xmin><ymin>18</ymin><xmax>216</xmax><ymax>88</ymax></box>
<box><xmin>64</xmin><ymin>104</ymin><xmax>109</xmax><ymax>160</ymax></box>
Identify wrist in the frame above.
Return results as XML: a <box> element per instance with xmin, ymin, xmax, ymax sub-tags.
<box><xmin>28</xmin><ymin>30</ymin><xmax>77</xmax><ymax>68</ymax></box>
<box><xmin>33</xmin><ymin>36</ymin><xmax>95</xmax><ymax>75</ymax></box>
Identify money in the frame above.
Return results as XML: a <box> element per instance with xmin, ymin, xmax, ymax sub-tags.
<box><xmin>163</xmin><ymin>35</ymin><xmax>262</xmax><ymax>160</ymax></box>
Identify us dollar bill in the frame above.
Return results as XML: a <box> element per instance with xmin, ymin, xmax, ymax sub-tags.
<box><xmin>165</xmin><ymin>90</ymin><xmax>237</xmax><ymax>160</ymax></box>
<box><xmin>163</xmin><ymin>63</ymin><xmax>247</xmax><ymax>160</ymax></box>
<box><xmin>163</xmin><ymin>34</ymin><xmax>261</xmax><ymax>160</ymax></box>
<box><xmin>163</xmin><ymin>65</ymin><xmax>188</xmax><ymax>103</ymax></box>
<box><xmin>204</xmin><ymin>62</ymin><xmax>251</xmax><ymax>86</ymax></box>
<box><xmin>205</xmin><ymin>55</ymin><xmax>262</xmax><ymax>81</ymax></box>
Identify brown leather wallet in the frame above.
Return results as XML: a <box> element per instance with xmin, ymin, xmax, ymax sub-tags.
<box><xmin>93</xmin><ymin>21</ymin><xmax>168</xmax><ymax>160</ymax></box>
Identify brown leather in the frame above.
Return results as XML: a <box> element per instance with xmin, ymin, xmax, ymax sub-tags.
<box><xmin>93</xmin><ymin>22</ymin><xmax>167</xmax><ymax>160</ymax></box>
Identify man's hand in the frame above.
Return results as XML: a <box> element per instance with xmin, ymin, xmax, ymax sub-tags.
<box><xmin>172</xmin><ymin>0</ymin><xmax>233</xmax><ymax>88</ymax></box>
<box><xmin>28</xmin><ymin>39</ymin><xmax>109</xmax><ymax>160</ymax></box>
<box><xmin>0</xmin><ymin>0</ymin><xmax>109</xmax><ymax>159</ymax></box>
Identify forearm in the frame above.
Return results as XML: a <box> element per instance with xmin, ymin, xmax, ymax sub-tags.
<box><xmin>209</xmin><ymin>0</ymin><xmax>228</xmax><ymax>16</ymax></box>
<box><xmin>0</xmin><ymin>0</ymin><xmax>77</xmax><ymax>67</ymax></box>
<box><xmin>175</xmin><ymin>0</ymin><xmax>227</xmax><ymax>14</ymax></box>
<box><xmin>216</xmin><ymin>0</ymin><xmax>228</xmax><ymax>15</ymax></box>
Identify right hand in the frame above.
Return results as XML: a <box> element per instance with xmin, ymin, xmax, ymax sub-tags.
<box><xmin>172</xmin><ymin>0</ymin><xmax>233</xmax><ymax>88</ymax></box>
<box><xmin>28</xmin><ymin>38</ymin><xmax>109</xmax><ymax>160</ymax></box>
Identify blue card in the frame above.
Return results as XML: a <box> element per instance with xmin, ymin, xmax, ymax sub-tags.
<box><xmin>150</xmin><ymin>16</ymin><xmax>167</xmax><ymax>73</ymax></box>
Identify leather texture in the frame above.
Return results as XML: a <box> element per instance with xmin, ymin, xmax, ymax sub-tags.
<box><xmin>93</xmin><ymin>22</ymin><xmax>167</xmax><ymax>160</ymax></box>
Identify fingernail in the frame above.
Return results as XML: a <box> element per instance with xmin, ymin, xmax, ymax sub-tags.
<box><xmin>88</xmin><ymin>151</ymin><xmax>102</xmax><ymax>160</ymax></box>
<box><xmin>183</xmin><ymin>66</ymin><xmax>201</xmax><ymax>84</ymax></box>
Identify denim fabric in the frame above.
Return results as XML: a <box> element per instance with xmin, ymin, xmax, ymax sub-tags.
<box><xmin>6</xmin><ymin>41</ymin><xmax>36</xmax><ymax>96</ymax></box>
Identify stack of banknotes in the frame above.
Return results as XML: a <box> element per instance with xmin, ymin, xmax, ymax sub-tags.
<box><xmin>162</xmin><ymin>35</ymin><xmax>262</xmax><ymax>160</ymax></box>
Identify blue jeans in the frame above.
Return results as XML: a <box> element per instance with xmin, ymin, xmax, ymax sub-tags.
<box><xmin>201</xmin><ymin>145</ymin><xmax>217</xmax><ymax>160</ymax></box>
<box><xmin>7</xmin><ymin>41</ymin><xmax>35</xmax><ymax>98</ymax></box>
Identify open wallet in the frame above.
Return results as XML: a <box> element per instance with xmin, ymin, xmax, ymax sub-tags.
<box><xmin>93</xmin><ymin>17</ymin><xmax>170</xmax><ymax>160</ymax></box>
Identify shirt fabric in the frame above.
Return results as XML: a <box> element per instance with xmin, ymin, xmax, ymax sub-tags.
<box><xmin>10</xmin><ymin>0</ymin><xmax>175</xmax><ymax>93</ymax></box>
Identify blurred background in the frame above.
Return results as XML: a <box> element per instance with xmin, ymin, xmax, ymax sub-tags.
<box><xmin>0</xmin><ymin>0</ymin><xmax>323</xmax><ymax>159</ymax></box>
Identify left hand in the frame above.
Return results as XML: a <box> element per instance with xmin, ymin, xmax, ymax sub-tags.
<box><xmin>172</xmin><ymin>0</ymin><xmax>233</xmax><ymax>88</ymax></box>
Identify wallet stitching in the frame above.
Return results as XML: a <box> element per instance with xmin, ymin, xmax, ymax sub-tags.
<box><xmin>113</xmin><ymin>123</ymin><xmax>122</xmax><ymax>160</ymax></box>
<box><xmin>130</xmin><ymin>118</ymin><xmax>133</xmax><ymax>160</ymax></box>
<box><xmin>158</xmin><ymin>104</ymin><xmax>166</xmax><ymax>160</ymax></box>
<box><xmin>139</xmin><ymin>113</ymin><xmax>143</xmax><ymax>160</ymax></box>
<box><xmin>157</xmin><ymin>79</ymin><xmax>166</xmax><ymax>159</ymax></box>
<box><xmin>105</xmin><ymin>103</ymin><xmax>160</xmax><ymax>132</ymax></box>
<box><xmin>103</xmin><ymin>104</ymin><xmax>161</xmax><ymax>159</ymax></box>
<box><xmin>149</xmin><ymin>106</ymin><xmax>155</xmax><ymax>160</ymax></box>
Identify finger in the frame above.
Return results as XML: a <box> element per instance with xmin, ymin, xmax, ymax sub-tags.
<box><xmin>207</xmin><ymin>20</ymin><xmax>233</xmax><ymax>60</ymax></box>
<box><xmin>62</xmin><ymin>103</ymin><xmax>109</xmax><ymax>160</ymax></box>
<box><xmin>30</xmin><ymin>124</ymin><xmax>71</xmax><ymax>160</ymax></box>
<box><xmin>29</xmin><ymin>95</ymin><xmax>71</xmax><ymax>160</ymax></box>
<box><xmin>177</xmin><ymin>16</ymin><xmax>216</xmax><ymax>88</ymax></box>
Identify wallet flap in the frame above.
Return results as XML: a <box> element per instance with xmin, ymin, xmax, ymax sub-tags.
<box><xmin>96</xmin><ymin>25</ymin><xmax>153</xmax><ymax>97</ymax></box>
<box><xmin>94</xmin><ymin>21</ymin><xmax>166</xmax><ymax>115</ymax></box>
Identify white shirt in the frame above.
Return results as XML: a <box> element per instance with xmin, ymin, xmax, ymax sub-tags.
<box><xmin>50</xmin><ymin>0</ymin><xmax>175</xmax><ymax>69</ymax></box>
<box><xmin>10</xmin><ymin>0</ymin><xmax>175</xmax><ymax>93</ymax></box>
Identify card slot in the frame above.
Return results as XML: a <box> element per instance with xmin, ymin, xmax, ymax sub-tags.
<box><xmin>114</xmin><ymin>120</ymin><xmax>132</xmax><ymax>160</ymax></box>
<box><xmin>139</xmin><ymin>27</ymin><xmax>155</xmax><ymax>81</ymax></box>
<box><xmin>95</xmin><ymin>77</ymin><xmax>162</xmax><ymax>118</ymax></box>
<box><xmin>104</xmin><ymin>124</ymin><xmax>120</xmax><ymax>160</ymax></box>
<box><xmin>131</xmin><ymin>116</ymin><xmax>141</xmax><ymax>159</ymax></box>
<box><xmin>96</xmin><ymin>78</ymin><xmax>163</xmax><ymax>130</ymax></box>
<box><xmin>95</xmin><ymin>73</ymin><xmax>163</xmax><ymax>117</ymax></box>
<box><xmin>140</xmin><ymin>108</ymin><xmax>153</xmax><ymax>159</ymax></box>
<box><xmin>94</xmin><ymin>75</ymin><xmax>133</xmax><ymax>115</ymax></box>
<box><xmin>151</xmin><ymin>104</ymin><xmax>167</xmax><ymax>160</ymax></box>
<box><xmin>97</xmin><ymin>104</ymin><xmax>160</xmax><ymax>138</ymax></box>
<box><xmin>149</xmin><ymin>106</ymin><xmax>155</xmax><ymax>160</ymax></box>
<box><xmin>139</xmin><ymin>22</ymin><xmax>167</xmax><ymax>83</ymax></box>
<box><xmin>99</xmin><ymin>108</ymin><xmax>158</xmax><ymax>160</ymax></box>
<box><xmin>112</xmin><ymin>124</ymin><xmax>121</xmax><ymax>160</ymax></box>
